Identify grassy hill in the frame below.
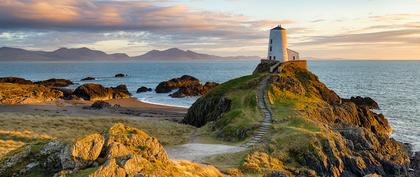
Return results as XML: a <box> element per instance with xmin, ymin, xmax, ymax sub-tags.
<box><xmin>183</xmin><ymin>62</ymin><xmax>411</xmax><ymax>176</ymax></box>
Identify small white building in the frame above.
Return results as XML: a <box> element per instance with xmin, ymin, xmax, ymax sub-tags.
<box><xmin>267</xmin><ymin>25</ymin><xmax>299</xmax><ymax>62</ymax></box>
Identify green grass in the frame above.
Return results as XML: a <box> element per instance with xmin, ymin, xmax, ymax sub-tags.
<box><xmin>199</xmin><ymin>73</ymin><xmax>267</xmax><ymax>142</ymax></box>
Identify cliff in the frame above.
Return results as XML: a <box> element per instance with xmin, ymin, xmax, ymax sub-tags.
<box><xmin>0</xmin><ymin>123</ymin><xmax>222</xmax><ymax>177</ymax></box>
<box><xmin>183</xmin><ymin>62</ymin><xmax>412</xmax><ymax>176</ymax></box>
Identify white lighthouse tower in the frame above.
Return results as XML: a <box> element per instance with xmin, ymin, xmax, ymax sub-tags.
<box><xmin>267</xmin><ymin>25</ymin><xmax>288</xmax><ymax>62</ymax></box>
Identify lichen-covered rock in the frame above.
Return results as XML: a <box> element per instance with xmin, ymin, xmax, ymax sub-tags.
<box><xmin>0</xmin><ymin>77</ymin><xmax>33</xmax><ymax>84</ymax></box>
<box><xmin>73</xmin><ymin>83</ymin><xmax>131</xmax><ymax>101</ymax></box>
<box><xmin>155</xmin><ymin>75</ymin><xmax>200</xmax><ymax>93</ymax></box>
<box><xmin>71</xmin><ymin>133</ymin><xmax>104</xmax><ymax>162</ymax></box>
<box><xmin>0</xmin><ymin>123</ymin><xmax>223</xmax><ymax>177</ymax></box>
<box><xmin>0</xmin><ymin>83</ymin><xmax>64</xmax><ymax>104</ymax></box>
<box><xmin>35</xmin><ymin>78</ymin><xmax>74</xmax><ymax>87</ymax></box>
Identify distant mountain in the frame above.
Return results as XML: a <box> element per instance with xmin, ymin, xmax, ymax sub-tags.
<box><xmin>134</xmin><ymin>48</ymin><xmax>259</xmax><ymax>60</ymax></box>
<box><xmin>0</xmin><ymin>47</ymin><xmax>259</xmax><ymax>61</ymax></box>
<box><xmin>0</xmin><ymin>47</ymin><xmax>130</xmax><ymax>61</ymax></box>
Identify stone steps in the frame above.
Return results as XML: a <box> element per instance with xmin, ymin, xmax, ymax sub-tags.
<box><xmin>241</xmin><ymin>76</ymin><xmax>273</xmax><ymax>148</ymax></box>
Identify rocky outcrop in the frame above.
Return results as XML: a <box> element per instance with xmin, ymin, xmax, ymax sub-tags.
<box><xmin>136</xmin><ymin>86</ymin><xmax>152</xmax><ymax>93</ymax></box>
<box><xmin>170</xmin><ymin>81</ymin><xmax>219</xmax><ymax>98</ymax></box>
<box><xmin>0</xmin><ymin>77</ymin><xmax>33</xmax><ymax>84</ymax></box>
<box><xmin>155</xmin><ymin>75</ymin><xmax>200</xmax><ymax>93</ymax></box>
<box><xmin>343</xmin><ymin>96</ymin><xmax>380</xmax><ymax>109</ymax></box>
<box><xmin>242</xmin><ymin>62</ymin><xmax>411</xmax><ymax>176</ymax></box>
<box><xmin>114</xmin><ymin>73</ymin><xmax>127</xmax><ymax>78</ymax></box>
<box><xmin>34</xmin><ymin>78</ymin><xmax>74</xmax><ymax>87</ymax></box>
<box><xmin>410</xmin><ymin>152</ymin><xmax>420</xmax><ymax>177</ymax></box>
<box><xmin>72</xmin><ymin>84</ymin><xmax>131</xmax><ymax>101</ymax></box>
<box><xmin>81</xmin><ymin>77</ymin><xmax>95</xmax><ymax>81</ymax></box>
<box><xmin>0</xmin><ymin>124</ymin><xmax>223</xmax><ymax>177</ymax></box>
<box><xmin>0</xmin><ymin>83</ymin><xmax>63</xmax><ymax>104</ymax></box>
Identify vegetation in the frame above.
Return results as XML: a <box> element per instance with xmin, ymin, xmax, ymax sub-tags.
<box><xmin>189</xmin><ymin>74</ymin><xmax>267</xmax><ymax>142</ymax></box>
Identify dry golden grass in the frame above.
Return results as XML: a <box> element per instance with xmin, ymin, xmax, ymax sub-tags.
<box><xmin>0</xmin><ymin>111</ymin><xmax>194</xmax><ymax>158</ymax></box>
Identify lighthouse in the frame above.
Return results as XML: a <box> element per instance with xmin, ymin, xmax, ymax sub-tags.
<box><xmin>267</xmin><ymin>25</ymin><xmax>289</xmax><ymax>62</ymax></box>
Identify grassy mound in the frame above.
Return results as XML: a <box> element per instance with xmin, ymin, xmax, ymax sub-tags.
<box><xmin>183</xmin><ymin>74</ymin><xmax>266</xmax><ymax>142</ymax></box>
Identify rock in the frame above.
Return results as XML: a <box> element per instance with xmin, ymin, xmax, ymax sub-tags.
<box><xmin>90</xmin><ymin>101</ymin><xmax>112</xmax><ymax>109</ymax></box>
<box><xmin>35</xmin><ymin>78</ymin><xmax>74</xmax><ymax>87</ymax></box>
<box><xmin>343</xmin><ymin>96</ymin><xmax>380</xmax><ymax>109</ymax></box>
<box><xmin>170</xmin><ymin>81</ymin><xmax>219</xmax><ymax>98</ymax></box>
<box><xmin>155</xmin><ymin>75</ymin><xmax>200</xmax><ymax>93</ymax></box>
<box><xmin>0</xmin><ymin>123</ymin><xmax>223</xmax><ymax>177</ymax></box>
<box><xmin>182</xmin><ymin>95</ymin><xmax>231</xmax><ymax>127</ymax></box>
<box><xmin>136</xmin><ymin>86</ymin><xmax>152</xmax><ymax>93</ymax></box>
<box><xmin>71</xmin><ymin>133</ymin><xmax>104</xmax><ymax>168</ymax></box>
<box><xmin>0</xmin><ymin>77</ymin><xmax>33</xmax><ymax>84</ymax></box>
<box><xmin>410</xmin><ymin>152</ymin><xmax>420</xmax><ymax>177</ymax></box>
<box><xmin>81</xmin><ymin>77</ymin><xmax>95</xmax><ymax>81</ymax></box>
<box><xmin>0</xmin><ymin>83</ymin><xmax>64</xmax><ymax>104</ymax></box>
<box><xmin>72</xmin><ymin>83</ymin><xmax>131</xmax><ymax>101</ymax></box>
<box><xmin>114</xmin><ymin>73</ymin><xmax>127</xmax><ymax>78</ymax></box>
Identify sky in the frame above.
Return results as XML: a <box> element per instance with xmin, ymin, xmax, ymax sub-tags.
<box><xmin>0</xmin><ymin>0</ymin><xmax>419</xmax><ymax>60</ymax></box>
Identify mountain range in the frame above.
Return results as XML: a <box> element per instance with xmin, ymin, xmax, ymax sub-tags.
<box><xmin>0</xmin><ymin>47</ymin><xmax>259</xmax><ymax>61</ymax></box>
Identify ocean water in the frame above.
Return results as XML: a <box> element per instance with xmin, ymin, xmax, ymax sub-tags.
<box><xmin>0</xmin><ymin>60</ymin><xmax>418</xmax><ymax>150</ymax></box>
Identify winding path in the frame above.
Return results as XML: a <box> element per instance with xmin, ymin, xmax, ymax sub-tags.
<box><xmin>241</xmin><ymin>76</ymin><xmax>272</xmax><ymax>148</ymax></box>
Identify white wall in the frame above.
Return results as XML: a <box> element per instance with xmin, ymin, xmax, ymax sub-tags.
<box><xmin>287</xmin><ymin>49</ymin><xmax>300</xmax><ymax>61</ymax></box>
<box><xmin>267</xmin><ymin>28</ymin><xmax>288</xmax><ymax>62</ymax></box>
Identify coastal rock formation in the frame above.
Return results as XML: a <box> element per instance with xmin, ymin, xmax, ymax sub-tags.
<box><xmin>0</xmin><ymin>77</ymin><xmax>33</xmax><ymax>85</ymax></box>
<box><xmin>183</xmin><ymin>62</ymin><xmax>412</xmax><ymax>176</ymax></box>
<box><xmin>34</xmin><ymin>78</ymin><xmax>74</xmax><ymax>87</ymax></box>
<box><xmin>155</xmin><ymin>75</ymin><xmax>200</xmax><ymax>93</ymax></box>
<box><xmin>136</xmin><ymin>86</ymin><xmax>152</xmax><ymax>93</ymax></box>
<box><xmin>170</xmin><ymin>81</ymin><xmax>220</xmax><ymax>98</ymax></box>
<box><xmin>342</xmin><ymin>96</ymin><xmax>380</xmax><ymax>109</ymax></box>
<box><xmin>81</xmin><ymin>77</ymin><xmax>95</xmax><ymax>81</ymax></box>
<box><xmin>0</xmin><ymin>124</ymin><xmax>223</xmax><ymax>177</ymax></box>
<box><xmin>73</xmin><ymin>83</ymin><xmax>131</xmax><ymax>101</ymax></box>
<box><xmin>114</xmin><ymin>73</ymin><xmax>127</xmax><ymax>78</ymax></box>
<box><xmin>0</xmin><ymin>83</ymin><xmax>63</xmax><ymax>104</ymax></box>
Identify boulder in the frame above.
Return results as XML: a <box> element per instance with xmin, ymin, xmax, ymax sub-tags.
<box><xmin>35</xmin><ymin>78</ymin><xmax>74</xmax><ymax>87</ymax></box>
<box><xmin>72</xmin><ymin>84</ymin><xmax>131</xmax><ymax>101</ymax></box>
<box><xmin>0</xmin><ymin>77</ymin><xmax>33</xmax><ymax>84</ymax></box>
<box><xmin>0</xmin><ymin>83</ymin><xmax>63</xmax><ymax>104</ymax></box>
<box><xmin>136</xmin><ymin>86</ymin><xmax>152</xmax><ymax>93</ymax></box>
<box><xmin>90</xmin><ymin>101</ymin><xmax>112</xmax><ymax>109</ymax></box>
<box><xmin>71</xmin><ymin>133</ymin><xmax>104</xmax><ymax>162</ymax></box>
<box><xmin>0</xmin><ymin>123</ymin><xmax>223</xmax><ymax>177</ymax></box>
<box><xmin>155</xmin><ymin>75</ymin><xmax>200</xmax><ymax>93</ymax></box>
<box><xmin>81</xmin><ymin>77</ymin><xmax>95</xmax><ymax>81</ymax></box>
<box><xmin>114</xmin><ymin>73</ymin><xmax>127</xmax><ymax>78</ymax></box>
<box><xmin>343</xmin><ymin>96</ymin><xmax>380</xmax><ymax>109</ymax></box>
<box><xmin>170</xmin><ymin>81</ymin><xmax>219</xmax><ymax>98</ymax></box>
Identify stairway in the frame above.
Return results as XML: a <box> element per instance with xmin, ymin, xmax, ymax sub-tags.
<box><xmin>241</xmin><ymin>76</ymin><xmax>272</xmax><ymax>148</ymax></box>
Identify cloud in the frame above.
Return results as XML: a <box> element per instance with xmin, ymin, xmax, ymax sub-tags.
<box><xmin>0</xmin><ymin>0</ymin><xmax>281</xmax><ymax>40</ymax></box>
<box><xmin>299</xmin><ymin>28</ymin><xmax>420</xmax><ymax>46</ymax></box>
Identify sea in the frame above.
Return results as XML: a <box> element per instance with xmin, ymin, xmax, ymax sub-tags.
<box><xmin>0</xmin><ymin>60</ymin><xmax>419</xmax><ymax>151</ymax></box>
